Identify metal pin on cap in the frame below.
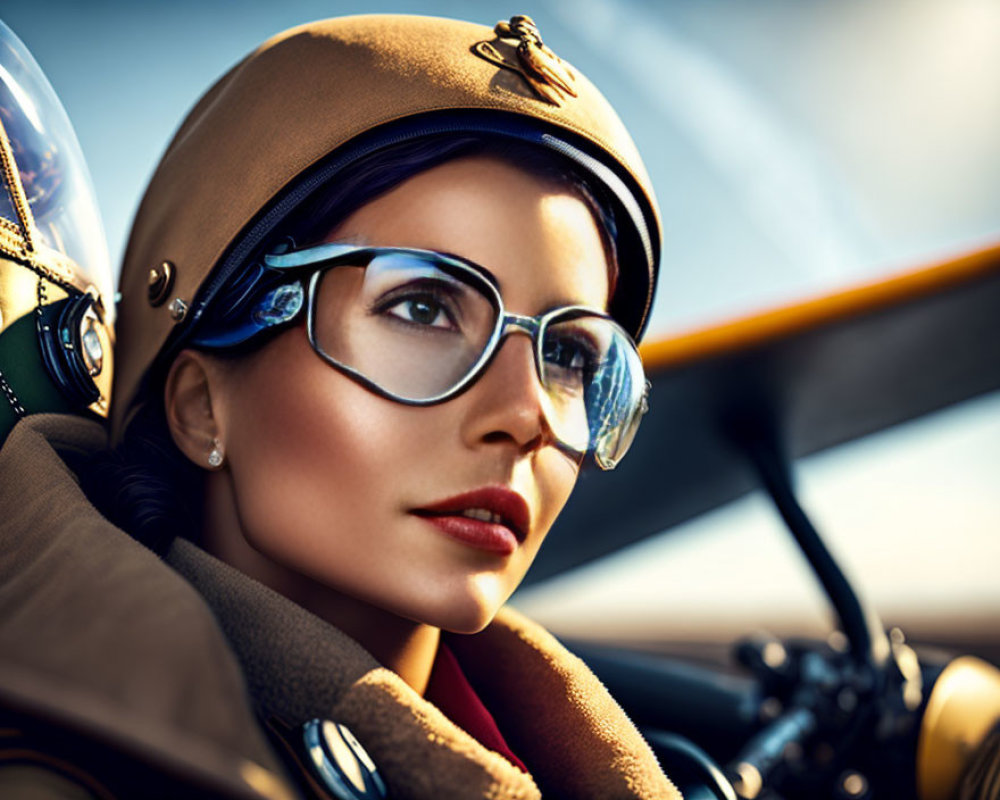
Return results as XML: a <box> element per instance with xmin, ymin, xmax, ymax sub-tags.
<box><xmin>148</xmin><ymin>260</ymin><xmax>175</xmax><ymax>306</ymax></box>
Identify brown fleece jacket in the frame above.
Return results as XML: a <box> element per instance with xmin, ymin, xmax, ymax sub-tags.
<box><xmin>0</xmin><ymin>414</ymin><xmax>680</xmax><ymax>799</ymax></box>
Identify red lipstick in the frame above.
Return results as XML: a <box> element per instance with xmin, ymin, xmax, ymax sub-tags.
<box><xmin>412</xmin><ymin>487</ymin><xmax>531</xmax><ymax>556</ymax></box>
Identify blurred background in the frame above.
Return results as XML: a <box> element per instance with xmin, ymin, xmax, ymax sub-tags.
<box><xmin>4</xmin><ymin>0</ymin><xmax>999</xmax><ymax>652</ymax></box>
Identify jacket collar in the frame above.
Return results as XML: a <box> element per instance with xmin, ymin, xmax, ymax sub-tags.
<box><xmin>167</xmin><ymin>538</ymin><xmax>540</xmax><ymax>799</ymax></box>
<box><xmin>166</xmin><ymin>539</ymin><xmax>678</xmax><ymax>800</ymax></box>
<box><xmin>0</xmin><ymin>415</ymin><xmax>292</xmax><ymax>799</ymax></box>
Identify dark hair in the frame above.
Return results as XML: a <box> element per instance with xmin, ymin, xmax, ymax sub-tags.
<box><xmin>86</xmin><ymin>135</ymin><xmax>620</xmax><ymax>553</ymax></box>
<box><xmin>282</xmin><ymin>135</ymin><xmax>619</xmax><ymax>289</ymax></box>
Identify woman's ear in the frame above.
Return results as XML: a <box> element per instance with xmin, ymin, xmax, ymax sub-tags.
<box><xmin>164</xmin><ymin>350</ymin><xmax>226</xmax><ymax>468</ymax></box>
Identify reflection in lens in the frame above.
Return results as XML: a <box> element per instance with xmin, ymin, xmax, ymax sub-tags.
<box><xmin>312</xmin><ymin>252</ymin><xmax>498</xmax><ymax>400</ymax></box>
<box><xmin>591</xmin><ymin>337</ymin><xmax>646</xmax><ymax>468</ymax></box>
<box><xmin>540</xmin><ymin>314</ymin><xmax>645</xmax><ymax>466</ymax></box>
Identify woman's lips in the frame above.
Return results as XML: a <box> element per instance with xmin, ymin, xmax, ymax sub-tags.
<box><xmin>412</xmin><ymin>487</ymin><xmax>531</xmax><ymax>555</ymax></box>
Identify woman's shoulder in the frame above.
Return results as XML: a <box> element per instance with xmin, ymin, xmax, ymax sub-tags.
<box><xmin>0</xmin><ymin>414</ymin><xmax>290</xmax><ymax>799</ymax></box>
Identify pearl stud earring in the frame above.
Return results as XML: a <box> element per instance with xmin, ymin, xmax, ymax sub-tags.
<box><xmin>207</xmin><ymin>437</ymin><xmax>224</xmax><ymax>468</ymax></box>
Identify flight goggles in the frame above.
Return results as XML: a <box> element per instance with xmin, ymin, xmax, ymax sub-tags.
<box><xmin>191</xmin><ymin>243</ymin><xmax>650</xmax><ymax>469</ymax></box>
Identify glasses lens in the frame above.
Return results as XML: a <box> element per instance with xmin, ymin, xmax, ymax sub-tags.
<box><xmin>539</xmin><ymin>314</ymin><xmax>647</xmax><ymax>468</ymax></box>
<box><xmin>312</xmin><ymin>251</ymin><xmax>499</xmax><ymax>400</ymax></box>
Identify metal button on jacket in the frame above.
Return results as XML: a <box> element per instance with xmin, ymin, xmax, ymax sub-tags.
<box><xmin>302</xmin><ymin>719</ymin><xmax>388</xmax><ymax>800</ymax></box>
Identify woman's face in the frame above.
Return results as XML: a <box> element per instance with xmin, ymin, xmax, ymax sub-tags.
<box><xmin>209</xmin><ymin>156</ymin><xmax>611</xmax><ymax>633</ymax></box>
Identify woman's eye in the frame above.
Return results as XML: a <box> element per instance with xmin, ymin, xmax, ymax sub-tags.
<box><xmin>385</xmin><ymin>295</ymin><xmax>455</xmax><ymax>329</ymax></box>
<box><xmin>544</xmin><ymin>337</ymin><xmax>597</xmax><ymax>375</ymax></box>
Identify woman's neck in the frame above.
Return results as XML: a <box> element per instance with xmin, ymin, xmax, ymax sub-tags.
<box><xmin>201</xmin><ymin>474</ymin><xmax>441</xmax><ymax>695</ymax></box>
<box><xmin>283</xmin><ymin>579</ymin><xmax>442</xmax><ymax>696</ymax></box>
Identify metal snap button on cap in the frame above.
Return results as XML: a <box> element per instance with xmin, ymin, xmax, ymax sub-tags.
<box><xmin>168</xmin><ymin>297</ymin><xmax>188</xmax><ymax>322</ymax></box>
<box><xmin>302</xmin><ymin>719</ymin><xmax>387</xmax><ymax>800</ymax></box>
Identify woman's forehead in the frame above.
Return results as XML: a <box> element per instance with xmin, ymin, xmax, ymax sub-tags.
<box><xmin>322</xmin><ymin>156</ymin><xmax>612</xmax><ymax>312</ymax></box>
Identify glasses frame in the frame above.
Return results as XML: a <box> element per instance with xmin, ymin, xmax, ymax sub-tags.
<box><xmin>255</xmin><ymin>243</ymin><xmax>649</xmax><ymax>467</ymax></box>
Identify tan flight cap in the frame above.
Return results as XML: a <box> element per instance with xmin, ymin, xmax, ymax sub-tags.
<box><xmin>114</xmin><ymin>14</ymin><xmax>661</xmax><ymax>436</ymax></box>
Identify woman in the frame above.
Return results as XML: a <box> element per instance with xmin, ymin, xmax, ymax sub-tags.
<box><xmin>0</xmin><ymin>13</ymin><xmax>678</xmax><ymax>799</ymax></box>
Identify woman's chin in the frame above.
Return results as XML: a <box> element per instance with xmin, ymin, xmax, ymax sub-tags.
<box><xmin>391</xmin><ymin>587</ymin><xmax>506</xmax><ymax>635</ymax></box>
<box><xmin>438</xmin><ymin>611</ymin><xmax>496</xmax><ymax>636</ymax></box>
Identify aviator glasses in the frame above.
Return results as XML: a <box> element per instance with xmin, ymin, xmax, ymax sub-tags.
<box><xmin>193</xmin><ymin>243</ymin><xmax>649</xmax><ymax>470</ymax></box>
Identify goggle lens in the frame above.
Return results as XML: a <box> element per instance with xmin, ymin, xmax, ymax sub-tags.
<box><xmin>312</xmin><ymin>251</ymin><xmax>498</xmax><ymax>400</ymax></box>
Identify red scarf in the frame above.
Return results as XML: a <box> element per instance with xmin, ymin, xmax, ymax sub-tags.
<box><xmin>425</xmin><ymin>643</ymin><xmax>528</xmax><ymax>773</ymax></box>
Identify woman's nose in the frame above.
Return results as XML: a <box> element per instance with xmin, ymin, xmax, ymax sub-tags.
<box><xmin>460</xmin><ymin>332</ymin><xmax>553</xmax><ymax>455</ymax></box>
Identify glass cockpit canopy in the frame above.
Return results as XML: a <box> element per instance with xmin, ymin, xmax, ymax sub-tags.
<box><xmin>0</xmin><ymin>19</ymin><xmax>112</xmax><ymax>320</ymax></box>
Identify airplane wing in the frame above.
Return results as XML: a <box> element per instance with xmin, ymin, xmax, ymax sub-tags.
<box><xmin>527</xmin><ymin>242</ymin><xmax>1000</xmax><ymax>585</ymax></box>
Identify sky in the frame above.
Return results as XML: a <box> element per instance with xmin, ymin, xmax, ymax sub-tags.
<box><xmin>8</xmin><ymin>0</ymin><xmax>1000</xmax><ymax>335</ymax></box>
<box><xmin>3</xmin><ymin>0</ymin><xmax>998</xmax><ymax>642</ymax></box>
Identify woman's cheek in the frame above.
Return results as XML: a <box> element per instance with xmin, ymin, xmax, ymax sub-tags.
<box><xmin>219</xmin><ymin>339</ymin><xmax>371</xmax><ymax>556</ymax></box>
<box><xmin>522</xmin><ymin>447</ymin><xmax>581</xmax><ymax>538</ymax></box>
